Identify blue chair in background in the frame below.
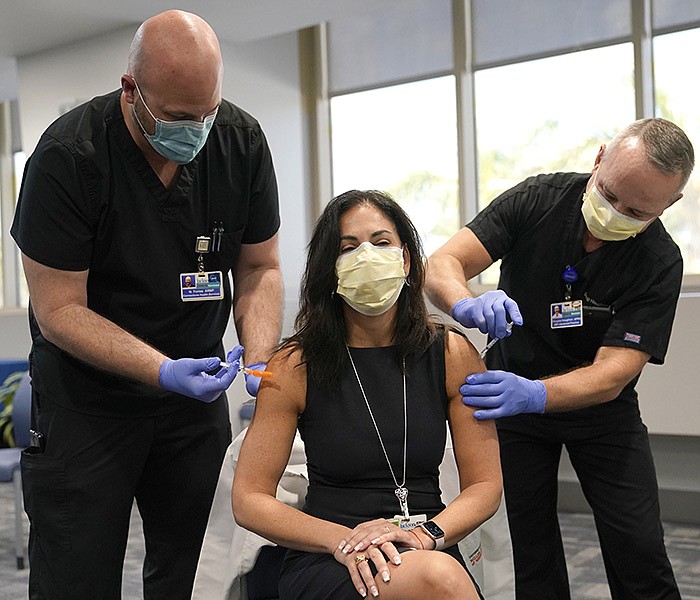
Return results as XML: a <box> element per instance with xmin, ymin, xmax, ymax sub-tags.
<box><xmin>0</xmin><ymin>360</ymin><xmax>29</xmax><ymax>389</ymax></box>
<box><xmin>0</xmin><ymin>371</ymin><xmax>32</xmax><ymax>569</ymax></box>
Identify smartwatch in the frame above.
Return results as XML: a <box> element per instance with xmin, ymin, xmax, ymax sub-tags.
<box><xmin>420</xmin><ymin>520</ymin><xmax>445</xmax><ymax>550</ymax></box>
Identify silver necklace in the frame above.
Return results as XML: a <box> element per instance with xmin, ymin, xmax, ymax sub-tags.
<box><xmin>345</xmin><ymin>346</ymin><xmax>410</xmax><ymax>520</ymax></box>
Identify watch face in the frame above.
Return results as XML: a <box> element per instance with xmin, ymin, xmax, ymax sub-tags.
<box><xmin>422</xmin><ymin>520</ymin><xmax>444</xmax><ymax>538</ymax></box>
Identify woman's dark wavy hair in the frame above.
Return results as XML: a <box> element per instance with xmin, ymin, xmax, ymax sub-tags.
<box><xmin>282</xmin><ymin>189</ymin><xmax>437</xmax><ymax>390</ymax></box>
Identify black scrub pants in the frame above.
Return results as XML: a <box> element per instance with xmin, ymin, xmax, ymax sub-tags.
<box><xmin>21</xmin><ymin>390</ymin><xmax>232</xmax><ymax>600</ymax></box>
<box><xmin>497</xmin><ymin>408</ymin><xmax>680</xmax><ymax>600</ymax></box>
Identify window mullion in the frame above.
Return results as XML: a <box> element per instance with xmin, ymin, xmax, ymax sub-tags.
<box><xmin>632</xmin><ymin>0</ymin><xmax>655</xmax><ymax>118</ymax></box>
<box><xmin>453</xmin><ymin>0</ymin><xmax>478</xmax><ymax>226</ymax></box>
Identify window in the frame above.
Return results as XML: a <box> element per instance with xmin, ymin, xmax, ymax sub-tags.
<box><xmin>0</xmin><ymin>96</ymin><xmax>25</xmax><ymax>310</ymax></box>
<box><xmin>330</xmin><ymin>77</ymin><xmax>459</xmax><ymax>257</ymax></box>
<box><xmin>474</xmin><ymin>45</ymin><xmax>635</xmax><ymax>211</ymax></box>
<box><xmin>473</xmin><ymin>45</ymin><xmax>635</xmax><ymax>284</ymax></box>
<box><xmin>653</xmin><ymin>28</ymin><xmax>700</xmax><ymax>277</ymax></box>
<box><xmin>13</xmin><ymin>151</ymin><xmax>27</xmax><ymax>307</ymax></box>
<box><xmin>326</xmin><ymin>0</ymin><xmax>456</xmax><ymax>256</ymax></box>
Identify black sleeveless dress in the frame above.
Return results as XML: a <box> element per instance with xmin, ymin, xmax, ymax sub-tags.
<box><xmin>278</xmin><ymin>332</ymin><xmax>483</xmax><ymax>599</ymax></box>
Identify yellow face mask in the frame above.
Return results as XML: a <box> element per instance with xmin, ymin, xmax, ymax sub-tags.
<box><xmin>335</xmin><ymin>242</ymin><xmax>406</xmax><ymax>316</ymax></box>
<box><xmin>581</xmin><ymin>177</ymin><xmax>652</xmax><ymax>242</ymax></box>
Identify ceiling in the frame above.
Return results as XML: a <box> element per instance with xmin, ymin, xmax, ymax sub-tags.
<box><xmin>0</xmin><ymin>0</ymin><xmax>397</xmax><ymax>58</ymax></box>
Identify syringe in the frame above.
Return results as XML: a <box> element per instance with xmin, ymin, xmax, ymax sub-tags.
<box><xmin>479</xmin><ymin>322</ymin><xmax>513</xmax><ymax>360</ymax></box>
<box><xmin>219</xmin><ymin>362</ymin><xmax>273</xmax><ymax>378</ymax></box>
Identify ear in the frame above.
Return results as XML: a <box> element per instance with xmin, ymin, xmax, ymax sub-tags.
<box><xmin>642</xmin><ymin>194</ymin><xmax>682</xmax><ymax>233</ymax></box>
<box><xmin>592</xmin><ymin>144</ymin><xmax>606</xmax><ymax>169</ymax></box>
<box><xmin>402</xmin><ymin>244</ymin><xmax>410</xmax><ymax>277</ymax></box>
<box><xmin>121</xmin><ymin>75</ymin><xmax>137</xmax><ymax>104</ymax></box>
<box><xmin>664</xmin><ymin>193</ymin><xmax>683</xmax><ymax>212</ymax></box>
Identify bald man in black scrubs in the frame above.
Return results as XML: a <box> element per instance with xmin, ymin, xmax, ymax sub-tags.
<box><xmin>12</xmin><ymin>10</ymin><xmax>282</xmax><ymax>599</ymax></box>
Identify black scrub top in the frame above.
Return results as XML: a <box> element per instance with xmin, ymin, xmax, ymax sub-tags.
<box><xmin>11</xmin><ymin>90</ymin><xmax>280</xmax><ymax>416</ymax></box>
<box><xmin>468</xmin><ymin>172</ymin><xmax>683</xmax><ymax>419</ymax></box>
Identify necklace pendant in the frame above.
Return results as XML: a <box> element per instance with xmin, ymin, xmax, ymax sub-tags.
<box><xmin>395</xmin><ymin>487</ymin><xmax>410</xmax><ymax>519</ymax></box>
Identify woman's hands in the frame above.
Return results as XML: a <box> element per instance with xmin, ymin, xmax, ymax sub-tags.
<box><xmin>333</xmin><ymin>543</ymin><xmax>388</xmax><ymax>598</ymax></box>
<box><xmin>332</xmin><ymin>519</ymin><xmax>426</xmax><ymax>597</ymax></box>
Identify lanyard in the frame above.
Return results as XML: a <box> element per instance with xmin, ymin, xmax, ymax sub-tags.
<box><xmin>346</xmin><ymin>347</ymin><xmax>410</xmax><ymax>520</ymax></box>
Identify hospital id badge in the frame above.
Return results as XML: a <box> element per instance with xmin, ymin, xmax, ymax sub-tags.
<box><xmin>387</xmin><ymin>513</ymin><xmax>427</xmax><ymax>530</ymax></box>
<box><xmin>550</xmin><ymin>299</ymin><xmax>583</xmax><ymax>329</ymax></box>
<box><xmin>180</xmin><ymin>271</ymin><xmax>224</xmax><ymax>302</ymax></box>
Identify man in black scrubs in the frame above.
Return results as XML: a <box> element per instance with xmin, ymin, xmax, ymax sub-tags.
<box><xmin>11</xmin><ymin>10</ymin><xmax>282</xmax><ymax>599</ymax></box>
<box><xmin>425</xmin><ymin>118</ymin><xmax>693</xmax><ymax>600</ymax></box>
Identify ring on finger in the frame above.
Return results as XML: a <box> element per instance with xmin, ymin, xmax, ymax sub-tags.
<box><xmin>355</xmin><ymin>554</ymin><xmax>367</xmax><ymax>565</ymax></box>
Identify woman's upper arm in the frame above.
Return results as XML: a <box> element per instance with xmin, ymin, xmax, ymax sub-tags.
<box><xmin>444</xmin><ymin>331</ymin><xmax>502</xmax><ymax>491</ymax></box>
<box><xmin>232</xmin><ymin>346</ymin><xmax>306</xmax><ymax>499</ymax></box>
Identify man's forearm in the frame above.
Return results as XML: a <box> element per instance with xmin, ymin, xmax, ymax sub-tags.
<box><xmin>425</xmin><ymin>253</ymin><xmax>474</xmax><ymax>315</ymax></box>
<box><xmin>39</xmin><ymin>303</ymin><xmax>166</xmax><ymax>387</ymax></box>
<box><xmin>541</xmin><ymin>347</ymin><xmax>649</xmax><ymax>412</ymax></box>
<box><xmin>233</xmin><ymin>266</ymin><xmax>284</xmax><ymax>364</ymax></box>
<box><xmin>425</xmin><ymin>226</ymin><xmax>494</xmax><ymax>314</ymax></box>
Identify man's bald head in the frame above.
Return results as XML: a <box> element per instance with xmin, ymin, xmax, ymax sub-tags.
<box><xmin>127</xmin><ymin>10</ymin><xmax>223</xmax><ymax>94</ymax></box>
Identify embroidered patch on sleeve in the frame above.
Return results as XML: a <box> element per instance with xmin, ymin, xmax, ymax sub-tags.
<box><xmin>624</xmin><ymin>332</ymin><xmax>641</xmax><ymax>344</ymax></box>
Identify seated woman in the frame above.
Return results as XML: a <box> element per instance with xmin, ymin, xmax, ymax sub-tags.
<box><xmin>232</xmin><ymin>190</ymin><xmax>502</xmax><ymax>600</ymax></box>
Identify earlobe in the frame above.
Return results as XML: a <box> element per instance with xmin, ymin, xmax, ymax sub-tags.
<box><xmin>403</xmin><ymin>245</ymin><xmax>410</xmax><ymax>276</ymax></box>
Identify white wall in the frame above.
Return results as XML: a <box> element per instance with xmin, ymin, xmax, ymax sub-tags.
<box><xmin>0</xmin><ymin>309</ymin><xmax>30</xmax><ymax>360</ymax></box>
<box><xmin>0</xmin><ymin>56</ymin><xmax>18</xmax><ymax>103</ymax></box>
<box><xmin>636</xmin><ymin>292</ymin><xmax>700</xmax><ymax>436</ymax></box>
<box><xmin>218</xmin><ymin>33</ymin><xmax>308</xmax><ymax>340</ymax></box>
<box><xmin>18</xmin><ymin>27</ymin><xmax>135</xmax><ymax>155</ymax></box>
<box><xmin>2</xmin><ymin>24</ymin><xmax>699</xmax><ymax>438</ymax></box>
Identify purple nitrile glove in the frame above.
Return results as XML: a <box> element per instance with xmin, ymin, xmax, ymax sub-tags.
<box><xmin>451</xmin><ymin>291</ymin><xmax>523</xmax><ymax>339</ymax></box>
<box><xmin>159</xmin><ymin>345</ymin><xmax>244</xmax><ymax>403</ymax></box>
<box><xmin>460</xmin><ymin>370</ymin><xmax>546</xmax><ymax>420</ymax></box>
<box><xmin>243</xmin><ymin>361</ymin><xmax>267</xmax><ymax>397</ymax></box>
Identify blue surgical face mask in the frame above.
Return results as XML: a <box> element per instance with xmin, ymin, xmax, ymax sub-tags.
<box><xmin>133</xmin><ymin>81</ymin><xmax>217</xmax><ymax>165</ymax></box>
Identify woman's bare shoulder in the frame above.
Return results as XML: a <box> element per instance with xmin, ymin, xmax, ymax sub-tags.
<box><xmin>443</xmin><ymin>328</ymin><xmax>485</xmax><ymax>390</ymax></box>
<box><xmin>258</xmin><ymin>343</ymin><xmax>307</xmax><ymax>408</ymax></box>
